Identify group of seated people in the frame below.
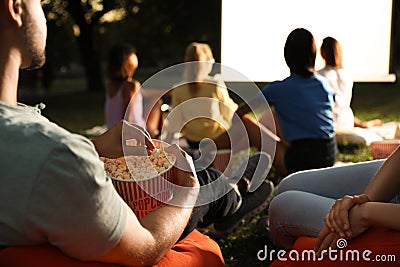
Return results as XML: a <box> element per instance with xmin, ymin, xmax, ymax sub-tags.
<box><xmin>0</xmin><ymin>2</ymin><xmax>398</xmax><ymax>265</ymax></box>
<box><xmin>98</xmin><ymin>27</ymin><xmax>400</xmax><ymax>266</ymax></box>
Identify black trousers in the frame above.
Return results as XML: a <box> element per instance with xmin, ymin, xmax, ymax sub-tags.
<box><xmin>285</xmin><ymin>137</ymin><xmax>337</xmax><ymax>175</ymax></box>
<box><xmin>180</xmin><ymin>168</ymin><xmax>240</xmax><ymax>239</ymax></box>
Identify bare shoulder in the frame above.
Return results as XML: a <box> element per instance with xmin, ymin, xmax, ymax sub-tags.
<box><xmin>122</xmin><ymin>80</ymin><xmax>141</xmax><ymax>99</ymax></box>
<box><xmin>124</xmin><ymin>79</ymin><xmax>141</xmax><ymax>92</ymax></box>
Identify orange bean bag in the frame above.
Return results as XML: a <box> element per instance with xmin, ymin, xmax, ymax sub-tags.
<box><xmin>269</xmin><ymin>228</ymin><xmax>400</xmax><ymax>267</ymax></box>
<box><xmin>0</xmin><ymin>230</ymin><xmax>225</xmax><ymax>267</ymax></box>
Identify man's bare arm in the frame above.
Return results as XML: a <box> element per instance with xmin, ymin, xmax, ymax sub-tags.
<box><xmin>97</xmin><ymin>165</ymin><xmax>199</xmax><ymax>267</ymax></box>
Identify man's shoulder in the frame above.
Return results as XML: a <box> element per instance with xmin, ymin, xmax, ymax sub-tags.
<box><xmin>0</xmin><ymin>103</ymin><xmax>96</xmax><ymax>163</ymax></box>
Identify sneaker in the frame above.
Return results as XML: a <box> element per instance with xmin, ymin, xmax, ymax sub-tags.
<box><xmin>256</xmin><ymin>215</ymin><xmax>280</xmax><ymax>248</ymax></box>
<box><xmin>213</xmin><ymin>180</ymin><xmax>274</xmax><ymax>237</ymax></box>
<box><xmin>231</xmin><ymin>151</ymin><xmax>271</xmax><ymax>194</ymax></box>
<box><xmin>256</xmin><ymin>215</ymin><xmax>270</xmax><ymax>236</ymax></box>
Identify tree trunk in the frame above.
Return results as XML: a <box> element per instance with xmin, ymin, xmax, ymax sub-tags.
<box><xmin>76</xmin><ymin>24</ymin><xmax>104</xmax><ymax>92</ymax></box>
<box><xmin>66</xmin><ymin>1</ymin><xmax>105</xmax><ymax>92</ymax></box>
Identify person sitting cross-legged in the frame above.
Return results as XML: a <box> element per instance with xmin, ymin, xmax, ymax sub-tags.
<box><xmin>0</xmin><ymin>1</ymin><xmax>274</xmax><ymax>267</ymax></box>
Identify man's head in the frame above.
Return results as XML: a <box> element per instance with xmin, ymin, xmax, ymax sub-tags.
<box><xmin>0</xmin><ymin>0</ymin><xmax>47</xmax><ymax>70</ymax></box>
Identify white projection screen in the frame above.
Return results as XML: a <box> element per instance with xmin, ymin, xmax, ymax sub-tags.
<box><xmin>221</xmin><ymin>0</ymin><xmax>395</xmax><ymax>82</ymax></box>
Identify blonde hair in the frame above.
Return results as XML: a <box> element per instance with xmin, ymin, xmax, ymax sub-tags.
<box><xmin>183</xmin><ymin>42</ymin><xmax>215</xmax><ymax>89</ymax></box>
<box><xmin>320</xmin><ymin>37</ymin><xmax>343</xmax><ymax>68</ymax></box>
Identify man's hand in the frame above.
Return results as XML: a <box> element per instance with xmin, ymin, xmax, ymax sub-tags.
<box><xmin>164</xmin><ymin>144</ymin><xmax>200</xmax><ymax>208</ymax></box>
<box><xmin>92</xmin><ymin>120</ymin><xmax>155</xmax><ymax>158</ymax></box>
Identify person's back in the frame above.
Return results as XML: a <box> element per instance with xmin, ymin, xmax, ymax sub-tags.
<box><xmin>0</xmin><ymin>102</ymin><xmax>126</xmax><ymax>259</ymax></box>
<box><xmin>317</xmin><ymin>37</ymin><xmax>355</xmax><ymax>130</ymax></box>
<box><xmin>263</xmin><ymin>74</ymin><xmax>334</xmax><ymax>142</ymax></box>
<box><xmin>318</xmin><ymin>66</ymin><xmax>354</xmax><ymax>130</ymax></box>
<box><xmin>170</xmin><ymin>42</ymin><xmax>238</xmax><ymax>147</ymax></box>
<box><xmin>171</xmin><ymin>75</ymin><xmax>237</xmax><ymax>142</ymax></box>
<box><xmin>259</xmin><ymin>28</ymin><xmax>336</xmax><ymax>175</ymax></box>
<box><xmin>105</xmin><ymin>79</ymin><xmax>145</xmax><ymax>129</ymax></box>
<box><xmin>105</xmin><ymin>44</ymin><xmax>146</xmax><ymax>129</ymax></box>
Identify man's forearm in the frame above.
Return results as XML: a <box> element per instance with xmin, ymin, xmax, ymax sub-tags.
<box><xmin>96</xmin><ymin>175</ymin><xmax>198</xmax><ymax>267</ymax></box>
<box><xmin>140</xmin><ymin>205</ymin><xmax>193</xmax><ymax>261</ymax></box>
<box><xmin>138</xmin><ymin>183</ymin><xmax>198</xmax><ymax>265</ymax></box>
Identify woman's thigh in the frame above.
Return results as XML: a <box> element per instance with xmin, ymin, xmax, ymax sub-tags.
<box><xmin>269</xmin><ymin>190</ymin><xmax>335</xmax><ymax>249</ymax></box>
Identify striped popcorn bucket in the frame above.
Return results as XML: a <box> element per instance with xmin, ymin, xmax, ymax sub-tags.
<box><xmin>110</xmin><ymin>139</ymin><xmax>176</xmax><ymax>219</ymax></box>
<box><xmin>111</xmin><ymin>165</ymin><xmax>175</xmax><ymax>219</ymax></box>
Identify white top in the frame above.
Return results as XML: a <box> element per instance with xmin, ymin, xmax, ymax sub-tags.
<box><xmin>318</xmin><ymin>66</ymin><xmax>355</xmax><ymax>130</ymax></box>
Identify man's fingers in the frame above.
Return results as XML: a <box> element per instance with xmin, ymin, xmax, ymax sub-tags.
<box><xmin>164</xmin><ymin>144</ymin><xmax>193</xmax><ymax>173</ymax></box>
<box><xmin>122</xmin><ymin>121</ymin><xmax>155</xmax><ymax>149</ymax></box>
<box><xmin>123</xmin><ymin>146</ymin><xmax>149</xmax><ymax>156</ymax></box>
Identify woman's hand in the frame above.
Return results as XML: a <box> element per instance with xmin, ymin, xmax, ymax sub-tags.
<box><xmin>346</xmin><ymin>203</ymin><xmax>369</xmax><ymax>239</ymax></box>
<box><xmin>316</xmin><ymin>203</ymin><xmax>369</xmax><ymax>254</ymax></box>
<box><xmin>315</xmin><ymin>226</ymin><xmax>341</xmax><ymax>256</ymax></box>
<box><xmin>325</xmin><ymin>194</ymin><xmax>370</xmax><ymax>238</ymax></box>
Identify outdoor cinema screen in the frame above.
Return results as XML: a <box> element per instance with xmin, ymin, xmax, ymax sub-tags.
<box><xmin>221</xmin><ymin>0</ymin><xmax>395</xmax><ymax>82</ymax></box>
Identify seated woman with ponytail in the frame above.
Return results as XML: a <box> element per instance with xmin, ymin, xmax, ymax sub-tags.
<box><xmin>169</xmin><ymin>42</ymin><xmax>238</xmax><ymax>149</ymax></box>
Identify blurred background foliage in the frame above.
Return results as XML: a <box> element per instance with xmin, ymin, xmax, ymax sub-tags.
<box><xmin>23</xmin><ymin>0</ymin><xmax>221</xmax><ymax>92</ymax></box>
<box><xmin>20</xmin><ymin>0</ymin><xmax>400</xmax><ymax>93</ymax></box>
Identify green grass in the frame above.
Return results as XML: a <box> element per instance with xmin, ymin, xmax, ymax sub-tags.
<box><xmin>18</xmin><ymin>78</ymin><xmax>400</xmax><ymax>266</ymax></box>
<box><xmin>352</xmin><ymin>82</ymin><xmax>400</xmax><ymax>122</ymax></box>
<box><xmin>19</xmin><ymin>78</ymin><xmax>104</xmax><ymax>133</ymax></box>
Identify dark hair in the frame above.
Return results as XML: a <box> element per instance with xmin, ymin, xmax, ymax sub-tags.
<box><xmin>320</xmin><ymin>37</ymin><xmax>343</xmax><ymax>68</ymax></box>
<box><xmin>107</xmin><ymin>43</ymin><xmax>137</xmax><ymax>80</ymax></box>
<box><xmin>284</xmin><ymin>28</ymin><xmax>316</xmax><ymax>78</ymax></box>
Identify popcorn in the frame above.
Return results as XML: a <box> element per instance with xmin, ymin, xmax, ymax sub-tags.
<box><xmin>102</xmin><ymin>148</ymin><xmax>175</xmax><ymax>181</ymax></box>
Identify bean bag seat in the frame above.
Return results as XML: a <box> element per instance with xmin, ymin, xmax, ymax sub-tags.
<box><xmin>269</xmin><ymin>228</ymin><xmax>400</xmax><ymax>267</ymax></box>
<box><xmin>0</xmin><ymin>230</ymin><xmax>224</xmax><ymax>267</ymax></box>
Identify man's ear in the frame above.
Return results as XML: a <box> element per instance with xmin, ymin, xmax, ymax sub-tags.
<box><xmin>7</xmin><ymin>0</ymin><xmax>23</xmax><ymax>27</ymax></box>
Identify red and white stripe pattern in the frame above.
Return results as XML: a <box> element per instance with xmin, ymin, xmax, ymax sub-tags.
<box><xmin>371</xmin><ymin>140</ymin><xmax>400</xmax><ymax>159</ymax></box>
<box><xmin>112</xmin><ymin>166</ymin><xmax>175</xmax><ymax>219</ymax></box>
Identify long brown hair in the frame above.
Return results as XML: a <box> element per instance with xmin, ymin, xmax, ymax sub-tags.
<box><xmin>107</xmin><ymin>43</ymin><xmax>137</xmax><ymax>81</ymax></box>
<box><xmin>320</xmin><ymin>37</ymin><xmax>343</xmax><ymax>68</ymax></box>
<box><xmin>183</xmin><ymin>42</ymin><xmax>215</xmax><ymax>95</ymax></box>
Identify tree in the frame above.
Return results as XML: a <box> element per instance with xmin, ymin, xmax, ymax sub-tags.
<box><xmin>42</xmin><ymin>0</ymin><xmax>221</xmax><ymax>91</ymax></box>
<box><xmin>43</xmin><ymin>0</ymin><xmax>135</xmax><ymax>92</ymax></box>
